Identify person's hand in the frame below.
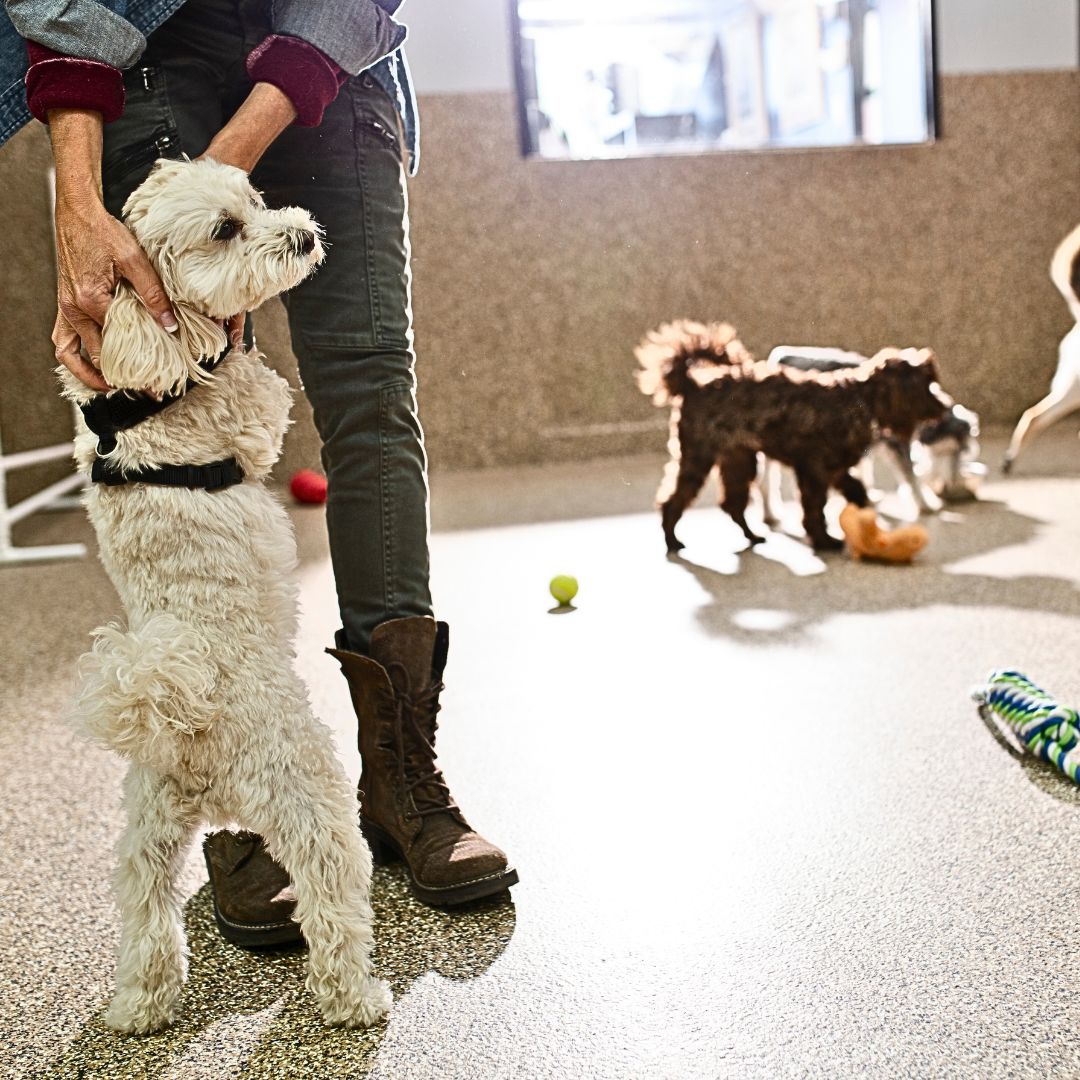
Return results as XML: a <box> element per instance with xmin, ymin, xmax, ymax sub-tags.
<box><xmin>53</xmin><ymin>195</ymin><xmax>179</xmax><ymax>390</ymax></box>
<box><xmin>48</xmin><ymin>108</ymin><xmax>179</xmax><ymax>391</ymax></box>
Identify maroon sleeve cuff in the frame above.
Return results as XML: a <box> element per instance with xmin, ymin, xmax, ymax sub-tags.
<box><xmin>24</xmin><ymin>42</ymin><xmax>125</xmax><ymax>124</ymax></box>
<box><xmin>246</xmin><ymin>35</ymin><xmax>348</xmax><ymax>128</ymax></box>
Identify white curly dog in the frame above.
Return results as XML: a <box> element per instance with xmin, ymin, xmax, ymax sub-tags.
<box><xmin>60</xmin><ymin>157</ymin><xmax>391</xmax><ymax>1033</ymax></box>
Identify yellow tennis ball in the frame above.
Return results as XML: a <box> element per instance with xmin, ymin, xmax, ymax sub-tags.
<box><xmin>549</xmin><ymin>574</ymin><xmax>578</xmax><ymax>605</ymax></box>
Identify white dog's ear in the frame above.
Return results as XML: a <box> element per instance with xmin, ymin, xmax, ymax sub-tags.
<box><xmin>100</xmin><ymin>282</ymin><xmax>227</xmax><ymax>395</ymax></box>
<box><xmin>172</xmin><ymin>302</ymin><xmax>230</xmax><ymax>366</ymax></box>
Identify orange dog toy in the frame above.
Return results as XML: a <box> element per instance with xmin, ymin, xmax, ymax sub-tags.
<box><xmin>839</xmin><ymin>504</ymin><xmax>929</xmax><ymax>563</ymax></box>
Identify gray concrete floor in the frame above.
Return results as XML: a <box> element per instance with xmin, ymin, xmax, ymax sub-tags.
<box><xmin>3</xmin><ymin>429</ymin><xmax>1080</xmax><ymax>1079</ymax></box>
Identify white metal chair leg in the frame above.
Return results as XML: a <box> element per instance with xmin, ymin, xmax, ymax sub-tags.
<box><xmin>0</xmin><ymin>437</ymin><xmax>87</xmax><ymax>566</ymax></box>
<box><xmin>0</xmin><ymin>163</ymin><xmax>88</xmax><ymax>566</ymax></box>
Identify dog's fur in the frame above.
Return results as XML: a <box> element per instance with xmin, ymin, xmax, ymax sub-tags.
<box><xmin>637</xmin><ymin>321</ymin><xmax>949</xmax><ymax>552</ymax></box>
<box><xmin>1003</xmin><ymin>222</ymin><xmax>1080</xmax><ymax>472</ymax></box>
<box><xmin>762</xmin><ymin>346</ymin><xmax>979</xmax><ymax>515</ymax></box>
<box><xmin>61</xmin><ymin>158</ymin><xmax>391</xmax><ymax>1033</ymax></box>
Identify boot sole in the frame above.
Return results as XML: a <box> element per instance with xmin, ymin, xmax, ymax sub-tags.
<box><xmin>360</xmin><ymin>818</ymin><xmax>520</xmax><ymax>906</ymax></box>
<box><xmin>209</xmin><ymin>901</ymin><xmax>305</xmax><ymax>949</ymax></box>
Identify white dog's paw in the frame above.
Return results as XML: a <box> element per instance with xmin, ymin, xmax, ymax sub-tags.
<box><xmin>78</xmin><ymin>615</ymin><xmax>218</xmax><ymax>770</ymax></box>
<box><xmin>318</xmin><ymin>977</ymin><xmax>393</xmax><ymax>1029</ymax></box>
<box><xmin>105</xmin><ymin>988</ymin><xmax>179</xmax><ymax>1035</ymax></box>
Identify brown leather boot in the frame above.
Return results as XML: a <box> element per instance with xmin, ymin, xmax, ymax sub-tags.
<box><xmin>202</xmin><ymin>830</ymin><xmax>303</xmax><ymax>948</ymax></box>
<box><xmin>328</xmin><ymin>616</ymin><xmax>518</xmax><ymax>906</ymax></box>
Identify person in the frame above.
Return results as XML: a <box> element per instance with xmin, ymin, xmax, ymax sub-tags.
<box><xmin>0</xmin><ymin>0</ymin><xmax>517</xmax><ymax>945</ymax></box>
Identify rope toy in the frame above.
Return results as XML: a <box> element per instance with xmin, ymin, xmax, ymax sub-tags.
<box><xmin>972</xmin><ymin>670</ymin><xmax>1080</xmax><ymax>784</ymax></box>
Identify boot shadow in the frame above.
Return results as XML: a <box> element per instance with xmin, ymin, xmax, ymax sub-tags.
<box><xmin>43</xmin><ymin>861</ymin><xmax>515</xmax><ymax>1078</ymax></box>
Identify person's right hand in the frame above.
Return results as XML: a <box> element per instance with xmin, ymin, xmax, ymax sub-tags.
<box><xmin>53</xmin><ymin>191</ymin><xmax>179</xmax><ymax>392</ymax></box>
<box><xmin>47</xmin><ymin>108</ymin><xmax>179</xmax><ymax>391</ymax></box>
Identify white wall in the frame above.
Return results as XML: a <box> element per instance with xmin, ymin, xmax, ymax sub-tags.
<box><xmin>403</xmin><ymin>0</ymin><xmax>515</xmax><ymax>93</ymax></box>
<box><xmin>936</xmin><ymin>0</ymin><xmax>1078</xmax><ymax>74</ymax></box>
<box><xmin>400</xmin><ymin>0</ymin><xmax>1078</xmax><ymax>95</ymax></box>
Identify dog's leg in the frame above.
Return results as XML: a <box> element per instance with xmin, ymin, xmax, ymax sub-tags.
<box><xmin>794</xmin><ymin>466</ymin><xmax>843</xmax><ymax>551</ymax></box>
<box><xmin>659</xmin><ymin>451</ymin><xmax>712</xmax><ymax>553</ymax></box>
<box><xmin>1003</xmin><ymin>379</ymin><xmax>1080</xmax><ymax>473</ymax></box>
<box><xmin>886</xmin><ymin>436</ymin><xmax>939</xmax><ymax>513</ymax></box>
<box><xmin>837</xmin><ymin>470</ymin><xmax>870</xmax><ymax>508</ymax></box>
<box><xmin>759</xmin><ymin>456</ymin><xmax>782</xmax><ymax>526</ymax></box>
<box><xmin>106</xmin><ymin>766</ymin><xmax>199</xmax><ymax>1034</ymax></box>
<box><xmin>256</xmin><ymin>765</ymin><xmax>391</xmax><ymax>1028</ymax></box>
<box><xmin>719</xmin><ymin>449</ymin><xmax>765</xmax><ymax>546</ymax></box>
<box><xmin>857</xmin><ymin>449</ymin><xmax>880</xmax><ymax>504</ymax></box>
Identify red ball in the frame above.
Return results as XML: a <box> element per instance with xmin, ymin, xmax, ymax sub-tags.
<box><xmin>290</xmin><ymin>469</ymin><xmax>328</xmax><ymax>504</ymax></box>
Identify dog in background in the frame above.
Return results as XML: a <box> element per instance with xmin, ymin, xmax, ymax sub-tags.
<box><xmin>61</xmin><ymin>158</ymin><xmax>391</xmax><ymax>1033</ymax></box>
<box><xmin>637</xmin><ymin>321</ymin><xmax>950</xmax><ymax>552</ymax></box>
<box><xmin>762</xmin><ymin>346</ymin><xmax>980</xmax><ymax>516</ymax></box>
<box><xmin>1003</xmin><ymin>222</ymin><xmax>1080</xmax><ymax>473</ymax></box>
<box><xmin>915</xmin><ymin>403</ymin><xmax>983</xmax><ymax>501</ymax></box>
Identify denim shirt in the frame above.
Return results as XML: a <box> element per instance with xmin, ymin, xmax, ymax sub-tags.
<box><xmin>0</xmin><ymin>0</ymin><xmax>418</xmax><ymax>171</ymax></box>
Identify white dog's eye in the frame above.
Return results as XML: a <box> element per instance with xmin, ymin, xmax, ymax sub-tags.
<box><xmin>213</xmin><ymin>218</ymin><xmax>242</xmax><ymax>241</ymax></box>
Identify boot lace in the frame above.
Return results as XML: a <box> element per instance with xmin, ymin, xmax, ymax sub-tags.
<box><xmin>382</xmin><ymin>662</ymin><xmax>459</xmax><ymax>819</ymax></box>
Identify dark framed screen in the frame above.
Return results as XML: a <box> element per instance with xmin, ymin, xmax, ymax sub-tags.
<box><xmin>511</xmin><ymin>0</ymin><xmax>937</xmax><ymax>160</ymax></box>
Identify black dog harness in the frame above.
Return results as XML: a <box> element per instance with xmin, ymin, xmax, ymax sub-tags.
<box><xmin>80</xmin><ymin>351</ymin><xmax>244</xmax><ymax>492</ymax></box>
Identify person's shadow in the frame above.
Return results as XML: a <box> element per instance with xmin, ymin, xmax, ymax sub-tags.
<box><xmin>43</xmin><ymin>863</ymin><xmax>515</xmax><ymax>1078</ymax></box>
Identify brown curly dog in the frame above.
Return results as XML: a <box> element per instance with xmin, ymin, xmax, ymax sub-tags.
<box><xmin>636</xmin><ymin>321</ymin><xmax>951</xmax><ymax>553</ymax></box>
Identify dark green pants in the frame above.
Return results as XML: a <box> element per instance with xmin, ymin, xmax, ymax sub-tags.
<box><xmin>101</xmin><ymin>0</ymin><xmax>433</xmax><ymax>652</ymax></box>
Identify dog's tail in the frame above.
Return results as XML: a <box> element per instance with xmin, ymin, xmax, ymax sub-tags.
<box><xmin>635</xmin><ymin>320</ymin><xmax>750</xmax><ymax>405</ymax></box>
<box><xmin>75</xmin><ymin>614</ymin><xmax>219</xmax><ymax>771</ymax></box>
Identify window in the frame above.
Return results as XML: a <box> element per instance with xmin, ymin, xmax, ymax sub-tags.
<box><xmin>511</xmin><ymin>0</ymin><xmax>936</xmax><ymax>160</ymax></box>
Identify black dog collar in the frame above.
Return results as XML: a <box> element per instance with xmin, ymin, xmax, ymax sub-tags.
<box><xmin>81</xmin><ymin>349</ymin><xmax>243</xmax><ymax>492</ymax></box>
<box><xmin>80</xmin><ymin>350</ymin><xmax>226</xmax><ymax>455</ymax></box>
<box><xmin>90</xmin><ymin>456</ymin><xmax>243</xmax><ymax>491</ymax></box>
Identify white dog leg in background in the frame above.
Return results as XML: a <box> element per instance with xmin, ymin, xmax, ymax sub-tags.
<box><xmin>1004</xmin><ymin>324</ymin><xmax>1080</xmax><ymax>472</ymax></box>
<box><xmin>759</xmin><ymin>457</ymin><xmax>782</xmax><ymax>525</ymax></box>
<box><xmin>106</xmin><ymin>767</ymin><xmax>199</xmax><ymax>1034</ymax></box>
<box><xmin>856</xmin><ymin>452</ymin><xmax>881</xmax><ymax>505</ymax></box>
<box><xmin>884</xmin><ymin>438</ymin><xmax>941</xmax><ymax>514</ymax></box>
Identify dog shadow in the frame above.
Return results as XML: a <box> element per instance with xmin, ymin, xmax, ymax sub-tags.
<box><xmin>667</xmin><ymin>496</ymin><xmax>1074</xmax><ymax>647</ymax></box>
<box><xmin>42</xmin><ymin>863</ymin><xmax>516</xmax><ymax>1078</ymax></box>
<box><xmin>670</xmin><ymin>496</ymin><xmax>1080</xmax><ymax>805</ymax></box>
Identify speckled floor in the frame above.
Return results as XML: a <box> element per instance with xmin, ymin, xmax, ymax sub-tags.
<box><xmin>3</xmin><ymin>429</ymin><xmax>1080</xmax><ymax>1079</ymax></box>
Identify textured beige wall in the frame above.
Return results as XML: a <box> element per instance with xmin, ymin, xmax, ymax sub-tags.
<box><xmin>1</xmin><ymin>71</ymin><xmax>1077</xmax><ymax>495</ymax></box>
<box><xmin>406</xmin><ymin>72</ymin><xmax>1080</xmax><ymax>468</ymax></box>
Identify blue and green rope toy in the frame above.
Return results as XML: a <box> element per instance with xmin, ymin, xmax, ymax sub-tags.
<box><xmin>973</xmin><ymin>670</ymin><xmax>1080</xmax><ymax>784</ymax></box>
